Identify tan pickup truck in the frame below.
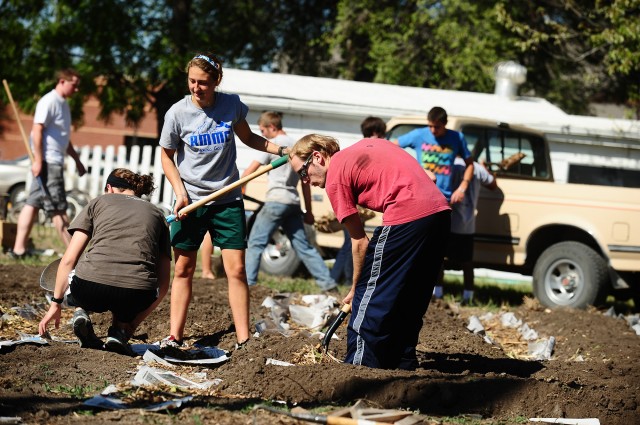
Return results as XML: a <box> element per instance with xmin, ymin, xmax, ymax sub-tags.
<box><xmin>383</xmin><ymin>116</ymin><xmax>640</xmax><ymax>309</ymax></box>
<box><xmin>245</xmin><ymin>116</ymin><xmax>640</xmax><ymax>310</ymax></box>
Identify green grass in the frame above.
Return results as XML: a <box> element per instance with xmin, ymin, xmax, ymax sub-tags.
<box><xmin>6</xmin><ymin>225</ymin><xmax>633</xmax><ymax>312</ymax></box>
<box><xmin>257</xmin><ymin>273</ymin><xmax>347</xmax><ymax>296</ymax></box>
<box><xmin>442</xmin><ymin>273</ymin><xmax>534</xmax><ymax>309</ymax></box>
<box><xmin>1</xmin><ymin>223</ymin><xmax>66</xmax><ymax>266</ymax></box>
<box><xmin>43</xmin><ymin>382</ymin><xmax>105</xmax><ymax>399</ymax></box>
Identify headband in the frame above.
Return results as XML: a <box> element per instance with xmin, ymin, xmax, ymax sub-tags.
<box><xmin>193</xmin><ymin>54</ymin><xmax>219</xmax><ymax>70</ymax></box>
<box><xmin>106</xmin><ymin>174</ymin><xmax>134</xmax><ymax>191</ymax></box>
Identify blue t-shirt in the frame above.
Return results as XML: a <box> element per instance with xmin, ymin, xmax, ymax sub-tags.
<box><xmin>398</xmin><ymin>127</ymin><xmax>471</xmax><ymax>200</ymax></box>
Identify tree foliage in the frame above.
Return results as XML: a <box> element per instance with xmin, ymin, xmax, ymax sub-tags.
<box><xmin>0</xmin><ymin>0</ymin><xmax>637</xmax><ymax>135</ymax></box>
<box><xmin>0</xmin><ymin>0</ymin><xmax>336</xmax><ymax>134</ymax></box>
<box><xmin>329</xmin><ymin>0</ymin><xmax>639</xmax><ymax>115</ymax></box>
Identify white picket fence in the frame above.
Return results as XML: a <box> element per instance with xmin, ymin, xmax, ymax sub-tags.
<box><xmin>26</xmin><ymin>145</ymin><xmax>174</xmax><ymax>210</ymax></box>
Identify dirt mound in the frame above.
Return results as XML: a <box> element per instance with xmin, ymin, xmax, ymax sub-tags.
<box><xmin>0</xmin><ymin>263</ymin><xmax>638</xmax><ymax>424</ymax></box>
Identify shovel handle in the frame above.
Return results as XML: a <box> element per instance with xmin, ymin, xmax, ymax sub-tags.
<box><xmin>166</xmin><ymin>155</ymin><xmax>288</xmax><ymax>223</ymax></box>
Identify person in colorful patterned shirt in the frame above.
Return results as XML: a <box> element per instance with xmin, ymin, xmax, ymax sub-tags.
<box><xmin>395</xmin><ymin>106</ymin><xmax>474</xmax><ymax>204</ymax></box>
<box><xmin>159</xmin><ymin>52</ymin><xmax>289</xmax><ymax>349</ymax></box>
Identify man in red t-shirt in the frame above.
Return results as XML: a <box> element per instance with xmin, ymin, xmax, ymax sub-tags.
<box><xmin>289</xmin><ymin>134</ymin><xmax>451</xmax><ymax>370</ymax></box>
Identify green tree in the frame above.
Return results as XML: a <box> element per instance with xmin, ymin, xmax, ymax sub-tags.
<box><xmin>496</xmin><ymin>0</ymin><xmax>640</xmax><ymax>116</ymax></box>
<box><xmin>329</xmin><ymin>0</ymin><xmax>639</xmax><ymax>115</ymax></box>
<box><xmin>329</xmin><ymin>1</ymin><xmax>518</xmax><ymax>91</ymax></box>
<box><xmin>0</xmin><ymin>0</ymin><xmax>337</xmax><ymax>136</ymax></box>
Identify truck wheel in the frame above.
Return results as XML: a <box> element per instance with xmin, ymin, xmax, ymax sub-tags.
<box><xmin>533</xmin><ymin>241</ymin><xmax>609</xmax><ymax>309</ymax></box>
<box><xmin>259</xmin><ymin>227</ymin><xmax>301</xmax><ymax>276</ymax></box>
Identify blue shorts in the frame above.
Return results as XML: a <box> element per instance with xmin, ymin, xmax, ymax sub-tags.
<box><xmin>345</xmin><ymin>210</ymin><xmax>450</xmax><ymax>370</ymax></box>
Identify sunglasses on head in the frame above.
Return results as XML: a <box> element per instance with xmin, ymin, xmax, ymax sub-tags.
<box><xmin>298</xmin><ymin>154</ymin><xmax>313</xmax><ymax>179</ymax></box>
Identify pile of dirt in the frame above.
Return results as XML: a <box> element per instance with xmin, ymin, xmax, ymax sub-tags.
<box><xmin>0</xmin><ymin>262</ymin><xmax>638</xmax><ymax>424</ymax></box>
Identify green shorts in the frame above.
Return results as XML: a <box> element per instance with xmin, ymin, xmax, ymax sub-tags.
<box><xmin>170</xmin><ymin>200</ymin><xmax>247</xmax><ymax>251</ymax></box>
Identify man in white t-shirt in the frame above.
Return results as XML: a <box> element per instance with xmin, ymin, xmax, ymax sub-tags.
<box><xmin>10</xmin><ymin>69</ymin><xmax>86</xmax><ymax>258</ymax></box>
<box><xmin>434</xmin><ymin>158</ymin><xmax>498</xmax><ymax>304</ymax></box>
<box><xmin>243</xmin><ymin>111</ymin><xmax>336</xmax><ymax>291</ymax></box>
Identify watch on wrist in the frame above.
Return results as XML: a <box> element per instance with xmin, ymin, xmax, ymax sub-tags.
<box><xmin>51</xmin><ymin>296</ymin><xmax>64</xmax><ymax>304</ymax></box>
<box><xmin>278</xmin><ymin>146</ymin><xmax>286</xmax><ymax>157</ymax></box>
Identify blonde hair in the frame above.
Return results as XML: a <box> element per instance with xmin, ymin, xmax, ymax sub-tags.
<box><xmin>290</xmin><ymin>134</ymin><xmax>341</xmax><ymax>160</ymax></box>
<box><xmin>186</xmin><ymin>52</ymin><xmax>223</xmax><ymax>85</ymax></box>
<box><xmin>55</xmin><ymin>68</ymin><xmax>80</xmax><ymax>82</ymax></box>
<box><xmin>258</xmin><ymin>111</ymin><xmax>283</xmax><ymax>130</ymax></box>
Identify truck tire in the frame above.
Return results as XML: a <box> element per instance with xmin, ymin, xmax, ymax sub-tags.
<box><xmin>533</xmin><ymin>241</ymin><xmax>609</xmax><ymax>309</ymax></box>
<box><xmin>259</xmin><ymin>227</ymin><xmax>301</xmax><ymax>276</ymax></box>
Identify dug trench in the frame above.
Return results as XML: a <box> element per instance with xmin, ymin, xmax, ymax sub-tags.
<box><xmin>0</xmin><ymin>262</ymin><xmax>638</xmax><ymax>424</ymax></box>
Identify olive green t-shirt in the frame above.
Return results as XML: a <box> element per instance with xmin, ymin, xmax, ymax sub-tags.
<box><xmin>70</xmin><ymin>193</ymin><xmax>171</xmax><ymax>290</ymax></box>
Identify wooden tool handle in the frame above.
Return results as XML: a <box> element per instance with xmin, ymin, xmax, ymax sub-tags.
<box><xmin>166</xmin><ymin>155</ymin><xmax>289</xmax><ymax>223</ymax></box>
<box><xmin>3</xmin><ymin>79</ymin><xmax>35</xmax><ymax>162</ymax></box>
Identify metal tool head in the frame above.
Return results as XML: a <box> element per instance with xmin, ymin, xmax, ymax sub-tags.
<box><xmin>39</xmin><ymin>258</ymin><xmax>61</xmax><ymax>292</ymax></box>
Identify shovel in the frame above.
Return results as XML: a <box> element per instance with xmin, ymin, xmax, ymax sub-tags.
<box><xmin>321</xmin><ymin>303</ymin><xmax>351</xmax><ymax>352</ymax></box>
<box><xmin>39</xmin><ymin>258</ymin><xmax>75</xmax><ymax>307</ymax></box>
<box><xmin>40</xmin><ymin>258</ymin><xmax>61</xmax><ymax>292</ymax></box>
<box><xmin>166</xmin><ymin>155</ymin><xmax>289</xmax><ymax>223</ymax></box>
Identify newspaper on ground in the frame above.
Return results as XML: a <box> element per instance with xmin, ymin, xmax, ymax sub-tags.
<box><xmin>528</xmin><ymin>336</ymin><xmax>556</xmax><ymax>361</ymax></box>
<box><xmin>289</xmin><ymin>294</ymin><xmax>338</xmax><ymax>330</ymax></box>
<box><xmin>0</xmin><ymin>333</ymin><xmax>48</xmax><ymax>353</ymax></box>
<box><xmin>132</xmin><ymin>343</ymin><xmax>229</xmax><ymax>365</ymax></box>
<box><xmin>83</xmin><ymin>384</ymin><xmax>194</xmax><ymax>411</ymax></box>
<box><xmin>467</xmin><ymin>313</ymin><xmax>554</xmax><ymax>358</ymax></box>
<box><xmin>529</xmin><ymin>418</ymin><xmax>600</xmax><ymax>425</ymax></box>
<box><xmin>258</xmin><ymin>293</ymin><xmax>339</xmax><ymax>335</ymax></box>
<box><xmin>132</xmin><ymin>366</ymin><xmax>221</xmax><ymax>389</ymax></box>
<box><xmin>266</xmin><ymin>358</ymin><xmax>295</xmax><ymax>366</ymax></box>
<box><xmin>604</xmin><ymin>308</ymin><xmax>640</xmax><ymax>337</ymax></box>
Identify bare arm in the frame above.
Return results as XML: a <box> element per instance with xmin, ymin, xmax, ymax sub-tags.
<box><xmin>450</xmin><ymin>158</ymin><xmax>474</xmax><ymax>204</ymax></box>
<box><xmin>30</xmin><ymin>123</ymin><xmax>44</xmax><ymax>177</ymax></box>
<box><xmin>66</xmin><ymin>141</ymin><xmax>86</xmax><ymax>176</ymax></box>
<box><xmin>341</xmin><ymin>212</ymin><xmax>368</xmax><ymax>305</ymax></box>
<box><xmin>160</xmin><ymin>147</ymin><xmax>189</xmax><ymax>218</ymax></box>
<box><xmin>234</xmin><ymin>119</ymin><xmax>284</xmax><ymax>155</ymax></box>
<box><xmin>480</xmin><ymin>161</ymin><xmax>498</xmax><ymax>191</ymax></box>
<box><xmin>301</xmin><ymin>182</ymin><xmax>314</xmax><ymax>225</ymax></box>
<box><xmin>38</xmin><ymin>230</ymin><xmax>90</xmax><ymax>335</ymax></box>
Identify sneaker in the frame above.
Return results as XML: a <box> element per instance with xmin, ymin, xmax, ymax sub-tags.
<box><xmin>7</xmin><ymin>250</ymin><xmax>31</xmax><ymax>260</ymax></box>
<box><xmin>104</xmin><ymin>327</ymin><xmax>136</xmax><ymax>356</ymax></box>
<box><xmin>160</xmin><ymin>335</ymin><xmax>183</xmax><ymax>349</ymax></box>
<box><xmin>72</xmin><ymin>309</ymin><xmax>104</xmax><ymax>349</ymax></box>
<box><xmin>234</xmin><ymin>338</ymin><xmax>249</xmax><ymax>351</ymax></box>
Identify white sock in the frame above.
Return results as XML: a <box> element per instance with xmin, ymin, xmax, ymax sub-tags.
<box><xmin>433</xmin><ymin>286</ymin><xmax>443</xmax><ymax>298</ymax></box>
<box><xmin>463</xmin><ymin>290</ymin><xmax>474</xmax><ymax>302</ymax></box>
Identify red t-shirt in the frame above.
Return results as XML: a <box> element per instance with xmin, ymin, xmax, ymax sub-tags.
<box><xmin>326</xmin><ymin>138</ymin><xmax>450</xmax><ymax>226</ymax></box>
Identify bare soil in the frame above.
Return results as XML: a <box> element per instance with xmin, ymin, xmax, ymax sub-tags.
<box><xmin>1</xmin><ymin>262</ymin><xmax>639</xmax><ymax>424</ymax></box>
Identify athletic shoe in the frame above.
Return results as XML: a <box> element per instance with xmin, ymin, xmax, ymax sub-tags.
<box><xmin>160</xmin><ymin>335</ymin><xmax>183</xmax><ymax>349</ymax></box>
<box><xmin>72</xmin><ymin>309</ymin><xmax>104</xmax><ymax>349</ymax></box>
<box><xmin>234</xmin><ymin>338</ymin><xmax>250</xmax><ymax>351</ymax></box>
<box><xmin>104</xmin><ymin>327</ymin><xmax>136</xmax><ymax>356</ymax></box>
<box><xmin>7</xmin><ymin>250</ymin><xmax>33</xmax><ymax>260</ymax></box>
